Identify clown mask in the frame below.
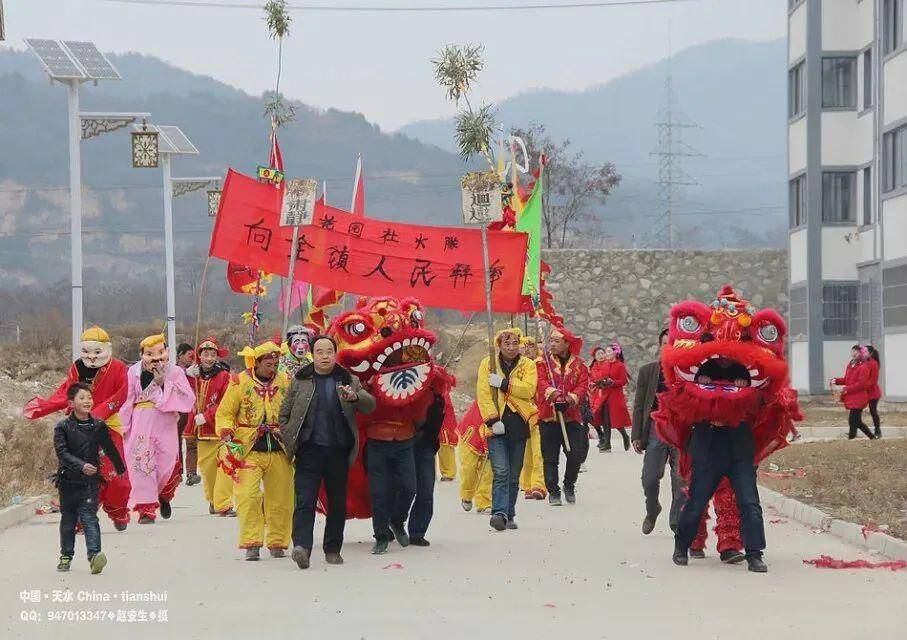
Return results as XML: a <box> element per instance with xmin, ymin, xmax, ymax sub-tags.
<box><xmin>289</xmin><ymin>335</ymin><xmax>310</xmax><ymax>359</ymax></box>
<box><xmin>141</xmin><ymin>342</ymin><xmax>169</xmax><ymax>372</ymax></box>
<box><xmin>80</xmin><ymin>340</ymin><xmax>112</xmax><ymax>369</ymax></box>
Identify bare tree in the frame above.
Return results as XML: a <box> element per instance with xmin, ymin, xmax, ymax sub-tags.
<box><xmin>510</xmin><ymin>122</ymin><xmax>621</xmax><ymax>249</ymax></box>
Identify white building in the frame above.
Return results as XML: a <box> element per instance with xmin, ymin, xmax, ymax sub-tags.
<box><xmin>788</xmin><ymin>0</ymin><xmax>907</xmax><ymax>403</ymax></box>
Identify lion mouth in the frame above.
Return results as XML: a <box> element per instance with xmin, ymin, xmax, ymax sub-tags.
<box><xmin>346</xmin><ymin>336</ymin><xmax>434</xmax><ymax>401</ymax></box>
<box><xmin>675</xmin><ymin>355</ymin><xmax>768</xmax><ymax>393</ymax></box>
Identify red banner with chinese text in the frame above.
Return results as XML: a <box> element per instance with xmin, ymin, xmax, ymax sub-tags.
<box><xmin>209</xmin><ymin>169</ymin><xmax>529</xmax><ymax>313</ymax></box>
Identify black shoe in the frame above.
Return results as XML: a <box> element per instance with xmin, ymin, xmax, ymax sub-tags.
<box><xmin>186</xmin><ymin>473</ymin><xmax>202</xmax><ymax>486</ymax></box>
<box><xmin>490</xmin><ymin>513</ymin><xmax>507</xmax><ymax>531</ymax></box>
<box><xmin>57</xmin><ymin>555</ymin><xmax>72</xmax><ymax>572</ymax></box>
<box><xmin>209</xmin><ymin>503</ymin><xmax>216</xmax><ymax>515</ymax></box>
<box><xmin>138</xmin><ymin>515</ymin><xmax>154</xmax><ymax>525</ymax></box>
<box><xmin>371</xmin><ymin>539</ymin><xmax>389</xmax><ymax>555</ymax></box>
<box><xmin>269</xmin><ymin>547</ymin><xmax>286</xmax><ymax>559</ymax></box>
<box><xmin>549</xmin><ymin>494</ymin><xmax>563</xmax><ymax>506</ymax></box>
<box><xmin>506</xmin><ymin>520</ymin><xmax>518</xmax><ymax>530</ymax></box>
<box><xmin>670</xmin><ymin>523</ymin><xmax>678</xmax><ymax>534</ymax></box>
<box><xmin>564</xmin><ymin>487</ymin><xmax>576</xmax><ymax>504</ymax></box>
<box><xmin>597</xmin><ymin>440</ymin><xmax>608</xmax><ymax>452</ymax></box>
<box><xmin>621</xmin><ymin>431</ymin><xmax>631</xmax><ymax>451</ymax></box>
<box><xmin>113</xmin><ymin>521</ymin><xmax>128</xmax><ymax>532</ymax></box>
<box><xmin>409</xmin><ymin>537</ymin><xmax>430</xmax><ymax>547</ymax></box>
<box><xmin>690</xmin><ymin>549</ymin><xmax>706</xmax><ymax>559</ymax></box>
<box><xmin>746</xmin><ymin>556</ymin><xmax>768</xmax><ymax>573</ymax></box>
<box><xmin>720</xmin><ymin>550</ymin><xmax>746</xmax><ymax>564</ymax></box>
<box><xmin>874</xmin><ymin>430</ymin><xmax>882</xmax><ymax>439</ymax></box>
<box><xmin>245</xmin><ymin>547</ymin><xmax>260</xmax><ymax>561</ymax></box>
<box><xmin>291</xmin><ymin>546</ymin><xmax>310</xmax><ymax>569</ymax></box>
<box><xmin>673</xmin><ymin>546</ymin><xmax>689</xmax><ymax>566</ymax></box>
<box><xmin>642</xmin><ymin>506</ymin><xmax>661</xmax><ymax>535</ymax></box>
<box><xmin>325</xmin><ymin>552</ymin><xmax>344</xmax><ymax>564</ymax></box>
<box><xmin>390</xmin><ymin>523</ymin><xmax>410</xmax><ymax>547</ymax></box>
<box><xmin>159</xmin><ymin>498</ymin><xmax>171</xmax><ymax>520</ymax></box>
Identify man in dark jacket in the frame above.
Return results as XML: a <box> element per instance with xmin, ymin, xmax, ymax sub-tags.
<box><xmin>673</xmin><ymin>421</ymin><xmax>768</xmax><ymax>573</ymax></box>
<box><xmin>278</xmin><ymin>335</ymin><xmax>375</xmax><ymax>569</ymax></box>
<box><xmin>631</xmin><ymin>329</ymin><xmax>685</xmax><ymax>535</ymax></box>
<box><xmin>53</xmin><ymin>383</ymin><xmax>127</xmax><ymax>574</ymax></box>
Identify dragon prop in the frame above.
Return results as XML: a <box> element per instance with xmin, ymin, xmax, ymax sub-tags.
<box><xmin>653</xmin><ymin>285</ymin><xmax>802</xmax><ymax>552</ymax></box>
<box><xmin>323</xmin><ymin>295</ymin><xmax>454</xmax><ymax>519</ymax></box>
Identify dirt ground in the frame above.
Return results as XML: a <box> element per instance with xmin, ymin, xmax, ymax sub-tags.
<box><xmin>760</xmin><ymin>439</ymin><xmax>907</xmax><ymax>540</ymax></box>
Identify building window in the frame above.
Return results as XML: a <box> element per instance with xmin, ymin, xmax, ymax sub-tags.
<box><xmin>822</xmin><ymin>172</ymin><xmax>855</xmax><ymax>222</ymax></box>
<box><xmin>823</xmin><ymin>284</ymin><xmax>859</xmax><ymax>336</ymax></box>
<box><xmin>789</xmin><ymin>175</ymin><xmax>807</xmax><ymax>227</ymax></box>
<box><xmin>884</xmin><ymin>0</ymin><xmax>903</xmax><ymax>55</ymax></box>
<box><xmin>822</xmin><ymin>57</ymin><xmax>856</xmax><ymax>108</ymax></box>
<box><xmin>863</xmin><ymin>49</ymin><xmax>873</xmax><ymax>109</ymax></box>
<box><xmin>883</xmin><ymin>125</ymin><xmax>907</xmax><ymax>192</ymax></box>
<box><xmin>789</xmin><ymin>63</ymin><xmax>805</xmax><ymax>118</ymax></box>
<box><xmin>863</xmin><ymin>167</ymin><xmax>872</xmax><ymax>225</ymax></box>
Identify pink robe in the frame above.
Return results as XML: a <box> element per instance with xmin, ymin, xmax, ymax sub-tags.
<box><xmin>119</xmin><ymin>362</ymin><xmax>195</xmax><ymax>508</ymax></box>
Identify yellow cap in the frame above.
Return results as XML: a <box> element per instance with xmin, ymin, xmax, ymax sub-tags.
<box><xmin>238</xmin><ymin>340</ymin><xmax>282</xmax><ymax>369</ymax></box>
<box><xmin>140</xmin><ymin>334</ymin><xmax>166</xmax><ymax>351</ymax></box>
<box><xmin>81</xmin><ymin>326</ymin><xmax>110</xmax><ymax>343</ymax></box>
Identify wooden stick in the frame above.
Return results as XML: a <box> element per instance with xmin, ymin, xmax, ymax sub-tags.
<box><xmin>193</xmin><ymin>255</ymin><xmax>212</xmax><ymax>352</ymax></box>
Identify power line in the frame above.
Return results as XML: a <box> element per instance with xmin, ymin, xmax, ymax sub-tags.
<box><xmin>94</xmin><ymin>0</ymin><xmax>698</xmax><ymax>12</ymax></box>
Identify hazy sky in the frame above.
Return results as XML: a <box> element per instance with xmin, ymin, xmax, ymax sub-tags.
<box><xmin>3</xmin><ymin>0</ymin><xmax>786</xmax><ymax>130</ymax></box>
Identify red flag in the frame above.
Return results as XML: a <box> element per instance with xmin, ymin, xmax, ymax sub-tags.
<box><xmin>209</xmin><ymin>169</ymin><xmax>528</xmax><ymax>313</ymax></box>
<box><xmin>227</xmin><ymin>262</ymin><xmax>262</xmax><ymax>295</ymax></box>
<box><xmin>351</xmin><ymin>154</ymin><xmax>365</xmax><ymax>216</ymax></box>
<box><xmin>269</xmin><ymin>130</ymin><xmax>284</xmax><ymax>172</ymax></box>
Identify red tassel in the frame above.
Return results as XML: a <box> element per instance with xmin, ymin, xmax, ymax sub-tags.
<box><xmin>804</xmin><ymin>555</ymin><xmax>907</xmax><ymax>571</ymax></box>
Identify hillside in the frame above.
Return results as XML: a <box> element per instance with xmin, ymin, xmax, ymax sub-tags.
<box><xmin>400</xmin><ymin>38</ymin><xmax>789</xmax><ymax>247</ymax></box>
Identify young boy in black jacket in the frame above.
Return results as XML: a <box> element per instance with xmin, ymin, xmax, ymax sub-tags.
<box><xmin>54</xmin><ymin>383</ymin><xmax>127</xmax><ymax>573</ymax></box>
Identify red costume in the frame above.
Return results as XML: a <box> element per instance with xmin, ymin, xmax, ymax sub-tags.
<box><xmin>535</xmin><ymin>328</ymin><xmax>589</xmax><ymax>424</ymax></box>
<box><xmin>325</xmin><ymin>296</ymin><xmax>454</xmax><ymax>519</ymax></box>
<box><xmin>866</xmin><ymin>357</ymin><xmax>882</xmax><ymax>402</ymax></box>
<box><xmin>834</xmin><ymin>360</ymin><xmax>871</xmax><ymax>410</ymax></box>
<box><xmin>588</xmin><ymin>352</ymin><xmax>632</xmax><ymax>429</ymax></box>
<box><xmin>654</xmin><ymin>285</ymin><xmax>802</xmax><ymax>554</ymax></box>
<box><xmin>24</xmin><ymin>347</ymin><xmax>132</xmax><ymax>527</ymax></box>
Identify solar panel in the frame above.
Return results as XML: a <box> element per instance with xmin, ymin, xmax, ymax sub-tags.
<box><xmin>25</xmin><ymin>38</ymin><xmax>86</xmax><ymax>80</ymax></box>
<box><xmin>157</xmin><ymin>126</ymin><xmax>199</xmax><ymax>155</ymax></box>
<box><xmin>132</xmin><ymin>124</ymin><xmax>177</xmax><ymax>154</ymax></box>
<box><xmin>62</xmin><ymin>41</ymin><xmax>121</xmax><ymax>81</ymax></box>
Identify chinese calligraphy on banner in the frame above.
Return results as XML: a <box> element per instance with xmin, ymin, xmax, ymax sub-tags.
<box><xmin>209</xmin><ymin>169</ymin><xmax>529</xmax><ymax>313</ymax></box>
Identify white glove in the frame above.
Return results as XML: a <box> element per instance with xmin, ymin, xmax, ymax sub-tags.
<box><xmin>185</xmin><ymin>364</ymin><xmax>200</xmax><ymax>378</ymax></box>
<box><xmin>488</xmin><ymin>373</ymin><xmax>504</xmax><ymax>389</ymax></box>
<box><xmin>194</xmin><ymin>413</ymin><xmax>206</xmax><ymax>426</ymax></box>
<box><xmin>491</xmin><ymin>420</ymin><xmax>506</xmax><ymax>436</ymax></box>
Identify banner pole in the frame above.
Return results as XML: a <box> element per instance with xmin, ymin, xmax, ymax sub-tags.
<box><xmin>281</xmin><ymin>224</ymin><xmax>300</xmax><ymax>339</ymax></box>
<box><xmin>481</xmin><ymin>225</ymin><xmax>497</xmax><ymax>378</ymax></box>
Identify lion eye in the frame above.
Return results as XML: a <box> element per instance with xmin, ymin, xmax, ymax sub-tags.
<box><xmin>347</xmin><ymin>321</ymin><xmax>368</xmax><ymax>337</ymax></box>
<box><xmin>758</xmin><ymin>324</ymin><xmax>779</xmax><ymax>343</ymax></box>
<box><xmin>410</xmin><ymin>310</ymin><xmax>424</xmax><ymax>327</ymax></box>
<box><xmin>678</xmin><ymin>315</ymin><xmax>701</xmax><ymax>334</ymax></box>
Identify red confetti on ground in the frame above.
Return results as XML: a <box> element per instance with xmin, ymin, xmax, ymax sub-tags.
<box><xmin>769</xmin><ymin>519</ymin><xmax>788</xmax><ymax>524</ymax></box>
<box><xmin>542</xmin><ymin>604</ymin><xmax>557</xmax><ymax>608</ymax></box>
<box><xmin>803</xmin><ymin>555</ymin><xmax>907</xmax><ymax>571</ymax></box>
<box><xmin>381</xmin><ymin>563</ymin><xmax>404</xmax><ymax>570</ymax></box>
<box><xmin>861</xmin><ymin>523</ymin><xmax>881</xmax><ymax>539</ymax></box>
<box><xmin>759</xmin><ymin>468</ymin><xmax>806</xmax><ymax>479</ymax></box>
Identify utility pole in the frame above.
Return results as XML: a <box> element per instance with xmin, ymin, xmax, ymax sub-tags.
<box><xmin>650</xmin><ymin>32</ymin><xmax>701</xmax><ymax>248</ymax></box>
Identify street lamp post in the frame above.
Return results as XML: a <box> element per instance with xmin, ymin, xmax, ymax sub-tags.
<box><xmin>25</xmin><ymin>39</ymin><xmax>150</xmax><ymax>359</ymax></box>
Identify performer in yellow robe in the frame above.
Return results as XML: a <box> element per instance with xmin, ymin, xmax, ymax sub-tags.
<box><xmin>215</xmin><ymin>340</ymin><xmax>292</xmax><ymax>561</ymax></box>
<box><xmin>518</xmin><ymin>336</ymin><xmax>547</xmax><ymax>499</ymax></box>
<box><xmin>456</xmin><ymin>401</ymin><xmax>492</xmax><ymax>513</ymax></box>
<box><xmin>437</xmin><ymin>391</ymin><xmax>458</xmax><ymax>481</ymax></box>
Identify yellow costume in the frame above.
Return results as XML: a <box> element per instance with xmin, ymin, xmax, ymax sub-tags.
<box><xmin>457</xmin><ymin>427</ymin><xmax>491</xmax><ymax>512</ymax></box>
<box><xmin>519</xmin><ymin>415</ymin><xmax>547</xmax><ymax>498</ymax></box>
<box><xmin>438</xmin><ymin>443</ymin><xmax>457</xmax><ymax>480</ymax></box>
<box><xmin>215</xmin><ymin>342</ymin><xmax>292</xmax><ymax>551</ymax></box>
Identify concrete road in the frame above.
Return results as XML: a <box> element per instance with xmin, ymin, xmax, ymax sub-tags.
<box><xmin>2</xmin><ymin>448</ymin><xmax>904</xmax><ymax>640</ymax></box>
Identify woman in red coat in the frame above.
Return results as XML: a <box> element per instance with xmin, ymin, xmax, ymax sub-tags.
<box><xmin>866</xmin><ymin>345</ymin><xmax>882</xmax><ymax>438</ymax></box>
<box><xmin>589</xmin><ymin>344</ymin><xmax>632</xmax><ymax>451</ymax></box>
<box><xmin>830</xmin><ymin>345</ymin><xmax>876</xmax><ymax>440</ymax></box>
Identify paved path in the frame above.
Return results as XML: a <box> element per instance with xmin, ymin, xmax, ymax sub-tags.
<box><xmin>2</xmin><ymin>448</ymin><xmax>904</xmax><ymax>639</ymax></box>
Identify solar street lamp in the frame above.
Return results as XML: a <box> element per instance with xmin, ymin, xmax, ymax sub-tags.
<box><xmin>25</xmin><ymin>39</ymin><xmax>150</xmax><ymax>359</ymax></box>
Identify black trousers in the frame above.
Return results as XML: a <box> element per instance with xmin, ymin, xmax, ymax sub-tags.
<box><xmin>868</xmin><ymin>399</ymin><xmax>881</xmax><ymax>433</ymax></box>
<box><xmin>407</xmin><ymin>438</ymin><xmax>436</xmax><ymax>540</ymax></box>
<box><xmin>675</xmin><ymin>436</ymin><xmax>766</xmax><ymax>557</ymax></box>
<box><xmin>292</xmin><ymin>443</ymin><xmax>350</xmax><ymax>553</ymax></box>
<box><xmin>59</xmin><ymin>482</ymin><xmax>101</xmax><ymax>559</ymax></box>
<box><xmin>848</xmin><ymin>408</ymin><xmax>875</xmax><ymax>439</ymax></box>
<box><xmin>540</xmin><ymin>420</ymin><xmax>586</xmax><ymax>496</ymax></box>
<box><xmin>367</xmin><ymin>439</ymin><xmax>417</xmax><ymax>542</ymax></box>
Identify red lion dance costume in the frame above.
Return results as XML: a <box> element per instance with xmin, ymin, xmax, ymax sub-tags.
<box><xmin>653</xmin><ymin>285</ymin><xmax>802</xmax><ymax>555</ymax></box>
<box><xmin>323</xmin><ymin>296</ymin><xmax>455</xmax><ymax>518</ymax></box>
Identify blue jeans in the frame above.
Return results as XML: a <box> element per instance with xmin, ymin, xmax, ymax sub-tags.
<box><xmin>488</xmin><ymin>433</ymin><xmax>527</xmax><ymax>521</ymax></box>
<box><xmin>59</xmin><ymin>483</ymin><xmax>101</xmax><ymax>558</ymax></box>
<box><xmin>407</xmin><ymin>438</ymin><xmax>437</xmax><ymax>540</ymax></box>
<box><xmin>366</xmin><ymin>439</ymin><xmax>417</xmax><ymax>542</ymax></box>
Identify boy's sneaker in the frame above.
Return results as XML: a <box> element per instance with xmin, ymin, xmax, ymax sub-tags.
<box><xmin>57</xmin><ymin>556</ymin><xmax>72</xmax><ymax>572</ymax></box>
<box><xmin>89</xmin><ymin>552</ymin><xmax>107</xmax><ymax>575</ymax></box>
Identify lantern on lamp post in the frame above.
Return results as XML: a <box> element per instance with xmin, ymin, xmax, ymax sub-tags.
<box><xmin>207</xmin><ymin>188</ymin><xmax>222</xmax><ymax>217</ymax></box>
<box><xmin>132</xmin><ymin>121</ymin><xmax>159</xmax><ymax>168</ymax></box>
